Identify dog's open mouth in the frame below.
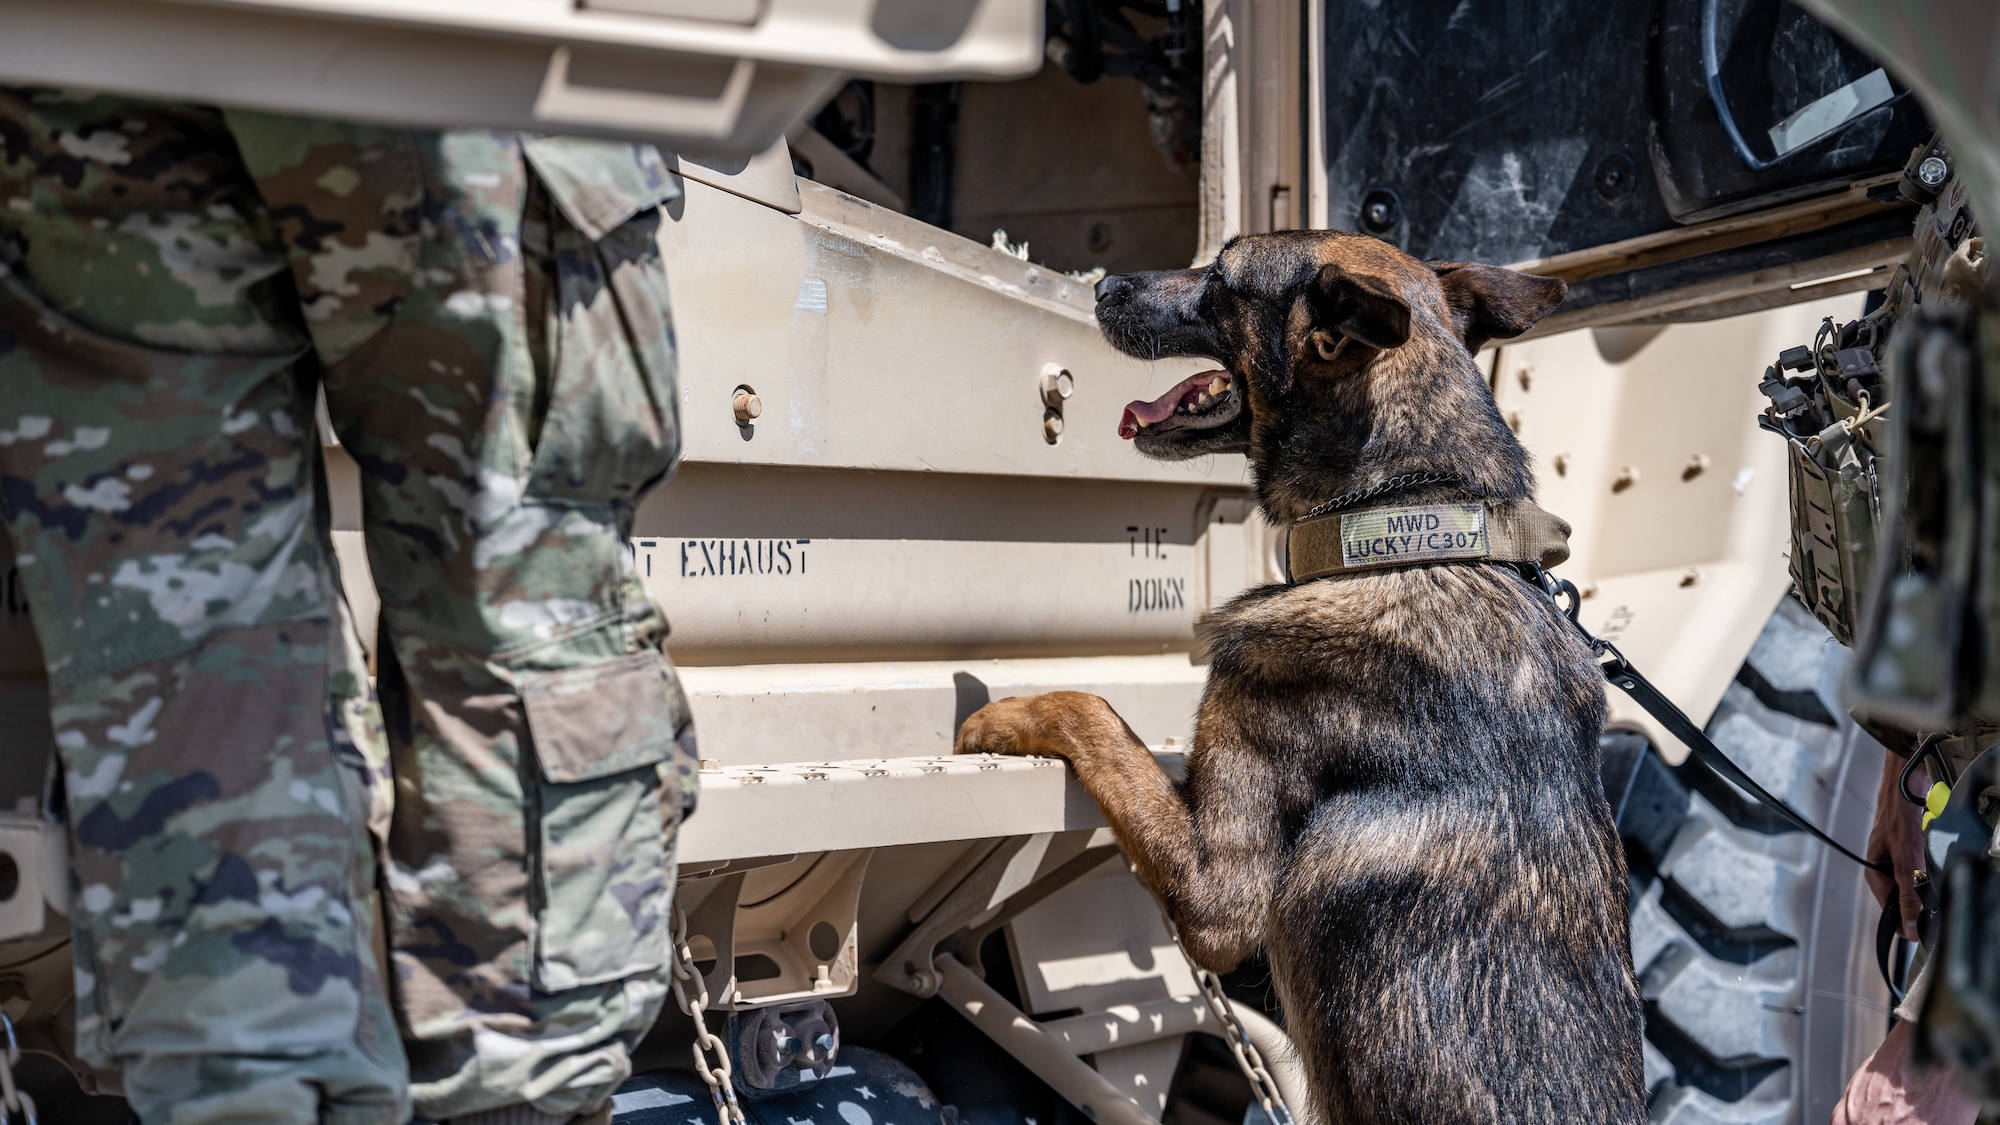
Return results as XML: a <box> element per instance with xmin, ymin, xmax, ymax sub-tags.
<box><xmin>1117</xmin><ymin>369</ymin><xmax>1239</xmax><ymax>440</ymax></box>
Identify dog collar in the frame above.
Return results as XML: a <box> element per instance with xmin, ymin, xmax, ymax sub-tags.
<box><xmin>1284</xmin><ymin>498</ymin><xmax>1572</xmax><ymax>583</ymax></box>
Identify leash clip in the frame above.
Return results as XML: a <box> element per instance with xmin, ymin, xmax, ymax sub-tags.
<box><xmin>1533</xmin><ymin>566</ymin><xmax>1596</xmax><ymax>644</ymax></box>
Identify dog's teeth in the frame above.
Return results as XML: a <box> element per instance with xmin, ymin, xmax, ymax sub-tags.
<box><xmin>1197</xmin><ymin>393</ymin><xmax>1210</xmax><ymax>405</ymax></box>
<box><xmin>1208</xmin><ymin>377</ymin><xmax>1226</xmax><ymax>395</ymax></box>
<box><xmin>1136</xmin><ymin>418</ymin><xmax>1149</xmax><ymax>428</ymax></box>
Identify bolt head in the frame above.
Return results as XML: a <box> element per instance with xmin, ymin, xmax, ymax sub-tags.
<box><xmin>1919</xmin><ymin>155</ymin><xmax>1950</xmax><ymax>188</ymax></box>
<box><xmin>1593</xmin><ymin>153</ymin><xmax>1637</xmax><ymax>202</ymax></box>
<box><xmin>1043</xmin><ymin>413</ymin><xmax>1064</xmax><ymax>443</ymax></box>
<box><xmin>1358</xmin><ymin>188</ymin><xmax>1401</xmax><ymax>234</ymax></box>
<box><xmin>1040</xmin><ymin>366</ymin><xmax>1074</xmax><ymax>408</ymax></box>
<box><xmin>733</xmin><ymin>390</ymin><xmax>762</xmax><ymax>423</ymax></box>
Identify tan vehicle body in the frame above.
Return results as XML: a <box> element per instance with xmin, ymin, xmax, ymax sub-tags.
<box><xmin>0</xmin><ymin>1</ymin><xmax>1901</xmax><ymax>1120</ymax></box>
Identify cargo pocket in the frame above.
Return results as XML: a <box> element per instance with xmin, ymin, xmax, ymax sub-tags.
<box><xmin>520</xmin><ymin>651</ymin><xmax>686</xmax><ymax>991</ymax></box>
<box><xmin>522</xmin><ymin>198</ymin><xmax>681</xmax><ymax>506</ymax></box>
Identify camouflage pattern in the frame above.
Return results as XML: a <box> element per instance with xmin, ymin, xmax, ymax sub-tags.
<box><xmin>0</xmin><ymin>88</ymin><xmax>698</xmax><ymax>1124</ymax></box>
<box><xmin>1763</xmin><ymin>316</ymin><xmax>1888</xmax><ymax>649</ymax></box>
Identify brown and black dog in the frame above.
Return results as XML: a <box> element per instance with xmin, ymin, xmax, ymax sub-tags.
<box><xmin>956</xmin><ymin>231</ymin><xmax>1645</xmax><ymax>1124</ymax></box>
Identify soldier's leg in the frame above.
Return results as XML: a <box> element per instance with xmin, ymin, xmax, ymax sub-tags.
<box><xmin>227</xmin><ymin>116</ymin><xmax>696</xmax><ymax>1123</ymax></box>
<box><xmin>0</xmin><ymin>89</ymin><xmax>408</xmax><ymax>1124</ymax></box>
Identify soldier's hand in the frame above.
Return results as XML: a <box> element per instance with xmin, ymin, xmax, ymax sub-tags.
<box><xmin>1867</xmin><ymin>749</ymin><xmax>1929</xmax><ymax>943</ymax></box>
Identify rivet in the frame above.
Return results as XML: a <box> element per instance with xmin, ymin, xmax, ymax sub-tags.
<box><xmin>1044</xmin><ymin>411</ymin><xmax>1064</xmax><ymax>444</ymax></box>
<box><xmin>1552</xmin><ymin>452</ymin><xmax>1570</xmax><ymax>477</ymax></box>
<box><xmin>1517</xmin><ymin>365</ymin><xmax>1534</xmax><ymax>391</ymax></box>
<box><xmin>1682</xmin><ymin>453</ymin><xmax>1711</xmax><ymax>480</ymax></box>
<box><xmin>1505</xmin><ymin>411</ymin><xmax>1523</xmax><ymax>434</ymax></box>
<box><xmin>733</xmin><ymin>387</ymin><xmax>763</xmax><ymax>424</ymax></box>
<box><xmin>1611</xmin><ymin>466</ymin><xmax>1640</xmax><ymax>493</ymax></box>
<box><xmin>1679</xmin><ymin>567</ymin><xmax>1701</xmax><ymax>587</ymax></box>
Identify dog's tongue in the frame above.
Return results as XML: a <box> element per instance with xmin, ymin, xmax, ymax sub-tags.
<box><xmin>1119</xmin><ymin>369</ymin><xmax>1231</xmax><ymax>439</ymax></box>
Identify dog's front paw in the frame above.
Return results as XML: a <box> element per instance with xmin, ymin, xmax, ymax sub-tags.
<box><xmin>955</xmin><ymin>696</ymin><xmax>1055</xmax><ymax>758</ymax></box>
<box><xmin>954</xmin><ymin>691</ymin><xmax>1115</xmax><ymax>760</ymax></box>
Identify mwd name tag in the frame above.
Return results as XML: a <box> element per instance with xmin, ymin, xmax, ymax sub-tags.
<box><xmin>1340</xmin><ymin>503</ymin><xmax>1488</xmax><ymax>568</ymax></box>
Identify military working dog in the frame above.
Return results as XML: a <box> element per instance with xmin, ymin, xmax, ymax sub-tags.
<box><xmin>956</xmin><ymin>231</ymin><xmax>1645</xmax><ymax>1124</ymax></box>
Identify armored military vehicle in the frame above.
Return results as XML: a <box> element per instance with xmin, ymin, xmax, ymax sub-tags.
<box><xmin>0</xmin><ymin>1</ymin><xmax>1941</xmax><ymax>1121</ymax></box>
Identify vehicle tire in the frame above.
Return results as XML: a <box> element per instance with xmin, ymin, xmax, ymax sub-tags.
<box><xmin>1601</xmin><ymin>597</ymin><xmax>1892</xmax><ymax>1124</ymax></box>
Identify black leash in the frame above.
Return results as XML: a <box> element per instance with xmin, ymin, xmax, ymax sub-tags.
<box><xmin>1601</xmin><ymin>649</ymin><xmax>1888</xmax><ymax>872</ymax></box>
<box><xmin>1535</xmin><ymin>570</ymin><xmax>1889</xmax><ymax>874</ymax></box>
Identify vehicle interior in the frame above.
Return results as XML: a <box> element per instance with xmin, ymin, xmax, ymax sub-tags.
<box><xmin>789</xmin><ymin>1</ymin><xmax>1206</xmax><ymax>276</ymax></box>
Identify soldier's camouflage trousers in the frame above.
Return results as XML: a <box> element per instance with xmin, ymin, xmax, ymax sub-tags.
<box><xmin>0</xmin><ymin>89</ymin><xmax>698</xmax><ymax>1124</ymax></box>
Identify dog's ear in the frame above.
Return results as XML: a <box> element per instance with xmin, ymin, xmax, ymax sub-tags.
<box><xmin>1427</xmin><ymin>262</ymin><xmax>1567</xmax><ymax>352</ymax></box>
<box><xmin>1306</xmin><ymin>263</ymin><xmax>1411</xmax><ymax>354</ymax></box>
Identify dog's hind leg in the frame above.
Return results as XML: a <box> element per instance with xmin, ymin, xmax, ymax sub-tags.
<box><xmin>955</xmin><ymin>691</ymin><xmax>1280</xmax><ymax>973</ymax></box>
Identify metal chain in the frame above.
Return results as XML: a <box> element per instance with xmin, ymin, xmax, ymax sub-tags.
<box><xmin>1159</xmin><ymin>912</ymin><xmax>1295</xmax><ymax>1125</ymax></box>
<box><xmin>0</xmin><ymin>1013</ymin><xmax>38</xmax><ymax>1125</ymax></box>
<box><xmin>1299</xmin><ymin>471</ymin><xmax>1463</xmax><ymax>522</ymax></box>
<box><xmin>668</xmin><ymin>906</ymin><xmax>747</xmax><ymax>1125</ymax></box>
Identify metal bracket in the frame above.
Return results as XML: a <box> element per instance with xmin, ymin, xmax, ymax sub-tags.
<box><xmin>876</xmin><ymin>830</ymin><xmax>1120</xmax><ymax>997</ymax></box>
<box><xmin>676</xmin><ymin>849</ymin><xmax>873</xmax><ymax>1010</ymax></box>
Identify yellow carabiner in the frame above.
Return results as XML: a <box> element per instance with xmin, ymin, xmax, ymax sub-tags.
<box><xmin>1923</xmin><ymin>781</ymin><xmax>1952</xmax><ymax>830</ymax></box>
